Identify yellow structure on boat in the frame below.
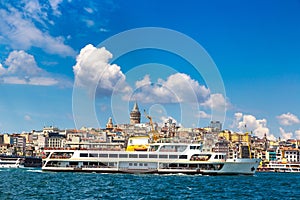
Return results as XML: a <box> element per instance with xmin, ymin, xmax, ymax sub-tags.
<box><xmin>126</xmin><ymin>136</ymin><xmax>150</xmax><ymax>151</ymax></box>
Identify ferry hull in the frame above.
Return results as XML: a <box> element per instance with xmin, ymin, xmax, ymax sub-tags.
<box><xmin>42</xmin><ymin>168</ymin><xmax>257</xmax><ymax>175</ymax></box>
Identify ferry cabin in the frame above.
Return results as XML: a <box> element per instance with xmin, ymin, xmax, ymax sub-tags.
<box><xmin>0</xmin><ymin>157</ymin><xmax>23</xmax><ymax>168</ymax></box>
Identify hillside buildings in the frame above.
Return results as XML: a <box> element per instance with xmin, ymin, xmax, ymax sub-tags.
<box><xmin>0</xmin><ymin>102</ymin><xmax>299</xmax><ymax>166</ymax></box>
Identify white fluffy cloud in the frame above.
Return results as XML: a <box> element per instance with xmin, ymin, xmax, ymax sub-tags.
<box><xmin>234</xmin><ymin>112</ymin><xmax>243</xmax><ymax>122</ymax></box>
<box><xmin>279</xmin><ymin>127</ymin><xmax>293</xmax><ymax>140</ymax></box>
<box><xmin>295</xmin><ymin>130</ymin><xmax>300</xmax><ymax>139</ymax></box>
<box><xmin>0</xmin><ymin>4</ymin><xmax>75</xmax><ymax>56</ymax></box>
<box><xmin>279</xmin><ymin>128</ymin><xmax>300</xmax><ymax>140</ymax></box>
<box><xmin>4</xmin><ymin>50</ymin><xmax>43</xmax><ymax>76</ymax></box>
<box><xmin>132</xmin><ymin>73</ymin><xmax>210</xmax><ymax>103</ymax></box>
<box><xmin>201</xmin><ymin>93</ymin><xmax>229</xmax><ymax>110</ymax></box>
<box><xmin>0</xmin><ymin>64</ymin><xmax>5</xmax><ymax>75</ymax></box>
<box><xmin>160</xmin><ymin>116</ymin><xmax>179</xmax><ymax>127</ymax></box>
<box><xmin>73</xmin><ymin>44</ymin><xmax>131</xmax><ymax>96</ymax></box>
<box><xmin>234</xmin><ymin>113</ymin><xmax>276</xmax><ymax>140</ymax></box>
<box><xmin>277</xmin><ymin>112</ymin><xmax>300</xmax><ymax>126</ymax></box>
<box><xmin>24</xmin><ymin>115</ymin><xmax>32</xmax><ymax>121</ymax></box>
<box><xmin>49</xmin><ymin>0</ymin><xmax>64</xmax><ymax>16</ymax></box>
<box><xmin>135</xmin><ymin>74</ymin><xmax>151</xmax><ymax>88</ymax></box>
<box><xmin>84</xmin><ymin>7</ymin><xmax>94</xmax><ymax>14</ymax></box>
<box><xmin>0</xmin><ymin>50</ymin><xmax>67</xmax><ymax>86</ymax></box>
<box><xmin>197</xmin><ymin>111</ymin><xmax>211</xmax><ymax>119</ymax></box>
<box><xmin>83</xmin><ymin>19</ymin><xmax>95</xmax><ymax>27</ymax></box>
<box><xmin>229</xmin><ymin>112</ymin><xmax>243</xmax><ymax>129</ymax></box>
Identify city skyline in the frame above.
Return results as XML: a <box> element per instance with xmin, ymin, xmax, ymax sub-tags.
<box><xmin>0</xmin><ymin>1</ymin><xmax>300</xmax><ymax>140</ymax></box>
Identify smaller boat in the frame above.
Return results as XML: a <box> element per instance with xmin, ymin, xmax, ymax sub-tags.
<box><xmin>0</xmin><ymin>156</ymin><xmax>24</xmax><ymax>168</ymax></box>
<box><xmin>258</xmin><ymin>160</ymin><xmax>300</xmax><ymax>173</ymax></box>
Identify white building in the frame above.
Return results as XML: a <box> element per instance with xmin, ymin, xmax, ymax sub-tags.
<box><xmin>283</xmin><ymin>147</ymin><xmax>299</xmax><ymax>162</ymax></box>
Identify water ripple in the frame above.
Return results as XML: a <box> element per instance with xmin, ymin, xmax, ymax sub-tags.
<box><xmin>0</xmin><ymin>169</ymin><xmax>299</xmax><ymax>199</ymax></box>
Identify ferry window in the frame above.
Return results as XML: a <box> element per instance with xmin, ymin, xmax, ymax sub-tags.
<box><xmin>134</xmin><ymin>163</ymin><xmax>138</xmax><ymax>166</ymax></box>
<box><xmin>159</xmin><ymin>154</ymin><xmax>168</xmax><ymax>159</ymax></box>
<box><xmin>119</xmin><ymin>154</ymin><xmax>128</xmax><ymax>158</ymax></box>
<box><xmin>179</xmin><ymin>155</ymin><xmax>187</xmax><ymax>159</ymax></box>
<box><xmin>176</xmin><ymin>146</ymin><xmax>187</xmax><ymax>152</ymax></box>
<box><xmin>189</xmin><ymin>164</ymin><xmax>198</xmax><ymax>168</ymax></box>
<box><xmin>139</xmin><ymin>163</ymin><xmax>143</xmax><ymax>166</ymax></box>
<box><xmin>139</xmin><ymin>154</ymin><xmax>148</xmax><ymax>158</ymax></box>
<box><xmin>150</xmin><ymin>145</ymin><xmax>159</xmax><ymax>151</ymax></box>
<box><xmin>149</xmin><ymin>154</ymin><xmax>158</xmax><ymax>158</ymax></box>
<box><xmin>89</xmin><ymin>153</ymin><xmax>98</xmax><ymax>157</ymax></box>
<box><xmin>160</xmin><ymin>145</ymin><xmax>174</xmax><ymax>152</ymax></box>
<box><xmin>144</xmin><ymin>163</ymin><xmax>148</xmax><ymax>166</ymax></box>
<box><xmin>189</xmin><ymin>145</ymin><xmax>200</xmax><ymax>150</ymax></box>
<box><xmin>179</xmin><ymin>164</ymin><xmax>187</xmax><ymax>168</ymax></box>
<box><xmin>109</xmin><ymin>154</ymin><xmax>118</xmax><ymax>158</ymax></box>
<box><xmin>99</xmin><ymin>154</ymin><xmax>108</xmax><ymax>158</ymax></box>
<box><xmin>169</xmin><ymin>155</ymin><xmax>178</xmax><ymax>159</ymax></box>
<box><xmin>80</xmin><ymin>153</ymin><xmax>88</xmax><ymax>157</ymax></box>
<box><xmin>69</xmin><ymin>162</ymin><xmax>78</xmax><ymax>166</ymax></box>
<box><xmin>90</xmin><ymin>162</ymin><xmax>98</xmax><ymax>166</ymax></box>
<box><xmin>129</xmin><ymin>154</ymin><xmax>138</xmax><ymax>158</ymax></box>
<box><xmin>169</xmin><ymin>163</ymin><xmax>177</xmax><ymax>168</ymax></box>
<box><xmin>129</xmin><ymin>163</ymin><xmax>132</xmax><ymax>166</ymax></box>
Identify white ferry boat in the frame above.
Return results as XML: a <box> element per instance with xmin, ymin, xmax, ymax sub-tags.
<box><xmin>42</xmin><ymin>142</ymin><xmax>260</xmax><ymax>175</ymax></box>
<box><xmin>259</xmin><ymin>161</ymin><xmax>300</xmax><ymax>173</ymax></box>
<box><xmin>0</xmin><ymin>157</ymin><xmax>24</xmax><ymax>168</ymax></box>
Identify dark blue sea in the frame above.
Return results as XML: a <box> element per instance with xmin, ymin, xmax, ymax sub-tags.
<box><xmin>0</xmin><ymin>168</ymin><xmax>299</xmax><ymax>200</ymax></box>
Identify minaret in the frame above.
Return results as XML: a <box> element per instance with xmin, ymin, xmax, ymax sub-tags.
<box><xmin>106</xmin><ymin>117</ymin><xmax>113</xmax><ymax>130</ymax></box>
<box><xmin>130</xmin><ymin>102</ymin><xmax>141</xmax><ymax>125</ymax></box>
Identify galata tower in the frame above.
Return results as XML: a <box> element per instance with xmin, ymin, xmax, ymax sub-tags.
<box><xmin>130</xmin><ymin>102</ymin><xmax>141</xmax><ymax>125</ymax></box>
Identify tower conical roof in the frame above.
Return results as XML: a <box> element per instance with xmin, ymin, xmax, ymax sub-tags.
<box><xmin>132</xmin><ymin>101</ymin><xmax>139</xmax><ymax>112</ymax></box>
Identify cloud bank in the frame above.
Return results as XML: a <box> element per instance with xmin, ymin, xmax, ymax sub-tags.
<box><xmin>277</xmin><ymin>112</ymin><xmax>300</xmax><ymax>126</ymax></box>
<box><xmin>132</xmin><ymin>73</ymin><xmax>210</xmax><ymax>104</ymax></box>
<box><xmin>73</xmin><ymin>44</ymin><xmax>131</xmax><ymax>96</ymax></box>
<box><xmin>0</xmin><ymin>50</ymin><xmax>69</xmax><ymax>86</ymax></box>
<box><xmin>0</xmin><ymin>1</ymin><xmax>75</xmax><ymax>57</ymax></box>
<box><xmin>73</xmin><ymin>44</ymin><xmax>229</xmax><ymax>119</ymax></box>
<box><xmin>233</xmin><ymin>112</ymin><xmax>276</xmax><ymax>140</ymax></box>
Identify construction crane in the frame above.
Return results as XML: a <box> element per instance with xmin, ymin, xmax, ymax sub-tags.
<box><xmin>144</xmin><ymin>109</ymin><xmax>159</xmax><ymax>141</ymax></box>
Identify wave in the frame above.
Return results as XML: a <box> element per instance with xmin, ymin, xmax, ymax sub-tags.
<box><xmin>26</xmin><ymin>169</ymin><xmax>43</xmax><ymax>173</ymax></box>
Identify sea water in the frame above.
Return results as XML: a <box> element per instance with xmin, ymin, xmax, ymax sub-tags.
<box><xmin>0</xmin><ymin>168</ymin><xmax>299</xmax><ymax>199</ymax></box>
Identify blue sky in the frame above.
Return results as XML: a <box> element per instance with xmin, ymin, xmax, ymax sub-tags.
<box><xmin>0</xmin><ymin>0</ymin><xmax>300</xmax><ymax>140</ymax></box>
